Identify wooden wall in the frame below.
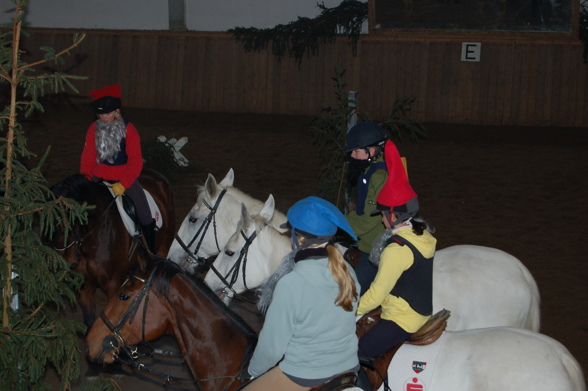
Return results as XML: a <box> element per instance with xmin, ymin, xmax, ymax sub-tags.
<box><xmin>20</xmin><ymin>28</ymin><xmax>587</xmax><ymax>127</ymax></box>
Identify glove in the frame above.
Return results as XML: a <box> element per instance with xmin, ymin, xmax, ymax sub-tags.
<box><xmin>112</xmin><ymin>182</ymin><xmax>126</xmax><ymax>196</ymax></box>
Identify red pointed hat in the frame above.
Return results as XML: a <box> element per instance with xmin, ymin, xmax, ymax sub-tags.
<box><xmin>376</xmin><ymin>140</ymin><xmax>417</xmax><ymax>210</ymax></box>
<box><xmin>90</xmin><ymin>84</ymin><xmax>121</xmax><ymax>101</ymax></box>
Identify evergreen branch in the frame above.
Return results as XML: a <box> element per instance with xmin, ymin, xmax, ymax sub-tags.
<box><xmin>15</xmin><ymin>32</ymin><xmax>86</xmax><ymax>71</ymax></box>
<box><xmin>1</xmin><ymin>2</ymin><xmax>95</xmax><ymax>388</ymax></box>
<box><xmin>230</xmin><ymin>0</ymin><xmax>367</xmax><ymax>67</ymax></box>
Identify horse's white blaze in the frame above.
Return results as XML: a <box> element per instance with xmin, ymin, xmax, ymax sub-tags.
<box><xmin>166</xmin><ymin>168</ymin><xmax>287</xmax><ymax>264</ymax></box>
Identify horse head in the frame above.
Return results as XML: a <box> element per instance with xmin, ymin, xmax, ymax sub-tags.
<box><xmin>204</xmin><ymin>195</ymin><xmax>291</xmax><ymax>305</ymax></box>
<box><xmin>167</xmin><ymin>169</ymin><xmax>287</xmax><ymax>273</ymax></box>
<box><xmin>86</xmin><ymin>258</ymin><xmax>258</xmax><ymax>390</ymax></box>
<box><xmin>86</xmin><ymin>260</ymin><xmax>177</xmax><ymax>364</ymax></box>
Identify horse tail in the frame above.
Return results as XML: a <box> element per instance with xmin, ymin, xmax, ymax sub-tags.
<box><xmin>517</xmin><ymin>259</ymin><xmax>541</xmax><ymax>332</ymax></box>
<box><xmin>560</xmin><ymin>345</ymin><xmax>586</xmax><ymax>391</ymax></box>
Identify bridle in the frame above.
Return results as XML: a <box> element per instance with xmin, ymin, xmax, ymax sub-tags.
<box><xmin>99</xmin><ymin>262</ymin><xmax>161</xmax><ymax>362</ymax></box>
<box><xmin>174</xmin><ymin>188</ymin><xmax>227</xmax><ymax>266</ymax></box>
<box><xmin>216</xmin><ymin>227</ymin><xmax>260</xmax><ymax>303</ymax></box>
<box><xmin>97</xmin><ymin>262</ymin><xmax>250</xmax><ymax>389</ymax></box>
<box><xmin>174</xmin><ymin>188</ymin><xmax>262</xmax><ymax>303</ymax></box>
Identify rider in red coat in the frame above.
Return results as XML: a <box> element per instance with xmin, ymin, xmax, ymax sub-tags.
<box><xmin>80</xmin><ymin>84</ymin><xmax>156</xmax><ymax>253</ymax></box>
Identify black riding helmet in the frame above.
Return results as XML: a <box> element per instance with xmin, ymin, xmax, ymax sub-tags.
<box><xmin>342</xmin><ymin>121</ymin><xmax>387</xmax><ymax>153</ymax></box>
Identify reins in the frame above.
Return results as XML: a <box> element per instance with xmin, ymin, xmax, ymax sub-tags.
<box><xmin>174</xmin><ymin>187</ymin><xmax>260</xmax><ymax>304</ymax></box>
<box><xmin>218</xmin><ymin>229</ymin><xmax>259</xmax><ymax>304</ymax></box>
<box><xmin>99</xmin><ymin>263</ymin><xmax>161</xmax><ymax>361</ymax></box>
<box><xmin>176</xmin><ymin>227</ymin><xmax>260</xmax><ymax>304</ymax></box>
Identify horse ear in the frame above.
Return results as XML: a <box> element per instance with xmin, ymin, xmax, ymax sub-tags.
<box><xmin>240</xmin><ymin>203</ymin><xmax>253</xmax><ymax>228</ymax></box>
<box><xmin>219</xmin><ymin>168</ymin><xmax>234</xmax><ymax>187</ymax></box>
<box><xmin>205</xmin><ymin>173</ymin><xmax>219</xmax><ymax>198</ymax></box>
<box><xmin>258</xmin><ymin>194</ymin><xmax>276</xmax><ymax>224</ymax></box>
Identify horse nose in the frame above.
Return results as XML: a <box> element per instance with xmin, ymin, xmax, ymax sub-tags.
<box><xmin>102</xmin><ymin>335</ymin><xmax>119</xmax><ymax>352</ymax></box>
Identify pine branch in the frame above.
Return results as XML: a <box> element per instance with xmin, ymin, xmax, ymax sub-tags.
<box><xmin>230</xmin><ymin>1</ymin><xmax>368</xmax><ymax>67</ymax></box>
<box><xmin>0</xmin><ymin>2</ymin><xmax>109</xmax><ymax>390</ymax></box>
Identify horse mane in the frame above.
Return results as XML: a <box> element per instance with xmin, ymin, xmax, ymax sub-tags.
<box><xmin>147</xmin><ymin>257</ymin><xmax>258</xmax><ymax>352</ymax></box>
<box><xmin>51</xmin><ymin>174</ymin><xmax>96</xmax><ymax>203</ymax></box>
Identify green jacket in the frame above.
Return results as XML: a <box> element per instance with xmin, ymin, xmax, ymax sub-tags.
<box><xmin>346</xmin><ymin>155</ymin><xmax>387</xmax><ymax>253</ymax></box>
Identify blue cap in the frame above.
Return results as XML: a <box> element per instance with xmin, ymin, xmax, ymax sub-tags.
<box><xmin>284</xmin><ymin>196</ymin><xmax>357</xmax><ymax>240</ymax></box>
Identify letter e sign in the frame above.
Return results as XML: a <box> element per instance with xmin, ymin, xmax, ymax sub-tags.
<box><xmin>461</xmin><ymin>42</ymin><xmax>481</xmax><ymax>62</ymax></box>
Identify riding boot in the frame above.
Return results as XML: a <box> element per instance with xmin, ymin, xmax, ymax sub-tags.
<box><xmin>355</xmin><ymin>366</ymin><xmax>372</xmax><ymax>391</ymax></box>
<box><xmin>141</xmin><ymin>219</ymin><xmax>157</xmax><ymax>254</ymax></box>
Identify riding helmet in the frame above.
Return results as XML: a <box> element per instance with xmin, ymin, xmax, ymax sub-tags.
<box><xmin>342</xmin><ymin>121</ymin><xmax>387</xmax><ymax>152</ymax></box>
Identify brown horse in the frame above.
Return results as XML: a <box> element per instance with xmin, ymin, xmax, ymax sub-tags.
<box><xmin>51</xmin><ymin>168</ymin><xmax>175</xmax><ymax>328</ymax></box>
<box><xmin>86</xmin><ymin>259</ymin><xmax>258</xmax><ymax>391</ymax></box>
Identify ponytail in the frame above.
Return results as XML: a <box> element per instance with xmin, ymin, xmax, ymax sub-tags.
<box><xmin>326</xmin><ymin>244</ymin><xmax>358</xmax><ymax>312</ymax></box>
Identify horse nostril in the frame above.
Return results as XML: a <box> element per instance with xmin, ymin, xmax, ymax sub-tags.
<box><xmin>102</xmin><ymin>335</ymin><xmax>119</xmax><ymax>352</ymax></box>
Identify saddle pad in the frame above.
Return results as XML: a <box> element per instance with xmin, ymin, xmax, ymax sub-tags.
<box><xmin>107</xmin><ymin>187</ymin><xmax>163</xmax><ymax>236</ymax></box>
<box><xmin>382</xmin><ymin>332</ymin><xmax>447</xmax><ymax>391</ymax></box>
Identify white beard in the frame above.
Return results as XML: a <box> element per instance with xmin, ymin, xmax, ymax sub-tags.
<box><xmin>95</xmin><ymin>119</ymin><xmax>126</xmax><ymax>164</ymax></box>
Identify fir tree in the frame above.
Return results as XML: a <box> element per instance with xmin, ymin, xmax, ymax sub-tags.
<box><xmin>230</xmin><ymin>0</ymin><xmax>368</xmax><ymax>67</ymax></box>
<box><xmin>0</xmin><ymin>1</ymin><xmax>118</xmax><ymax>389</ymax></box>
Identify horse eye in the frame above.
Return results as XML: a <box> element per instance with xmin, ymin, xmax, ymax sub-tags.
<box><xmin>225</xmin><ymin>250</ymin><xmax>235</xmax><ymax>257</ymax></box>
<box><xmin>119</xmin><ymin>293</ymin><xmax>130</xmax><ymax>301</ymax></box>
<box><xmin>189</xmin><ymin>216</ymin><xmax>197</xmax><ymax>223</ymax></box>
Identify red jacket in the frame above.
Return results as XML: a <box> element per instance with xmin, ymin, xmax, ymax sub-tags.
<box><xmin>80</xmin><ymin>121</ymin><xmax>143</xmax><ymax>189</ymax></box>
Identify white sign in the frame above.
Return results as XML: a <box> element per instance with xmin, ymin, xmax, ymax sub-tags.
<box><xmin>461</xmin><ymin>42</ymin><xmax>481</xmax><ymax>62</ymax></box>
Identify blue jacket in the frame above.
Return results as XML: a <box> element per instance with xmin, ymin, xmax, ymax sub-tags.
<box><xmin>248</xmin><ymin>254</ymin><xmax>360</xmax><ymax>380</ymax></box>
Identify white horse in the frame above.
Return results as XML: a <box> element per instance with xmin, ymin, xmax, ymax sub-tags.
<box><xmin>374</xmin><ymin>326</ymin><xmax>585</xmax><ymax>391</ymax></box>
<box><xmin>166</xmin><ymin>168</ymin><xmax>287</xmax><ymax>270</ymax></box>
<box><xmin>206</xmin><ymin>199</ymin><xmax>541</xmax><ymax>332</ymax></box>
<box><xmin>203</xmin><ymin>200</ymin><xmax>291</xmax><ymax>304</ymax></box>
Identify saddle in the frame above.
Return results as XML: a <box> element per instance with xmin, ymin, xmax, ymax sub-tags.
<box><xmin>356</xmin><ymin>308</ymin><xmax>450</xmax><ymax>390</ymax></box>
<box><xmin>357</xmin><ymin>307</ymin><xmax>450</xmax><ymax>345</ymax></box>
<box><xmin>105</xmin><ymin>183</ymin><xmax>162</xmax><ymax>236</ymax></box>
<box><xmin>313</xmin><ymin>370</ymin><xmax>358</xmax><ymax>391</ymax></box>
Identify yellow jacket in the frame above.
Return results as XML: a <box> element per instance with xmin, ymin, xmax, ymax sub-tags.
<box><xmin>357</xmin><ymin>227</ymin><xmax>436</xmax><ymax>332</ymax></box>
